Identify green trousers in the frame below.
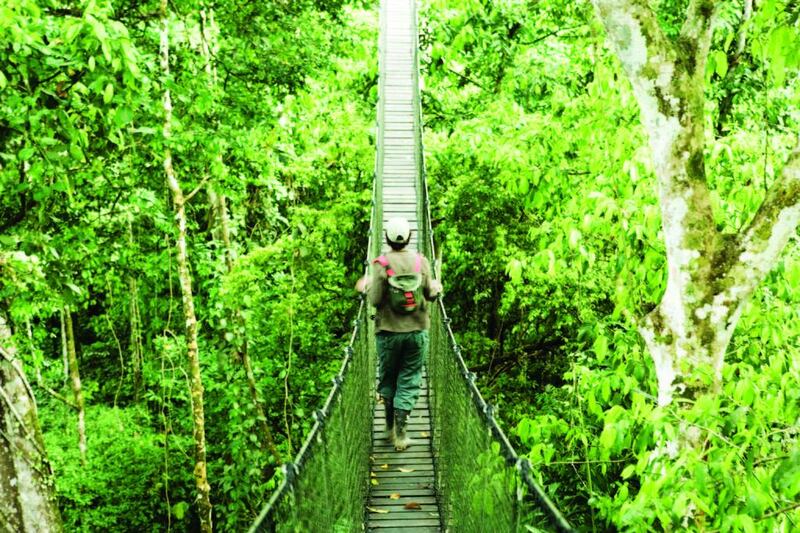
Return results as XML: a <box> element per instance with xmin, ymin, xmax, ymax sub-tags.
<box><xmin>376</xmin><ymin>330</ymin><xmax>429</xmax><ymax>411</ymax></box>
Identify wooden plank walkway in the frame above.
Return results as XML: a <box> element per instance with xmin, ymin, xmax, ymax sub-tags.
<box><xmin>367</xmin><ymin>0</ymin><xmax>441</xmax><ymax>531</ymax></box>
<box><xmin>380</xmin><ymin>0</ymin><xmax>419</xmax><ymax>254</ymax></box>
<box><xmin>368</xmin><ymin>373</ymin><xmax>440</xmax><ymax>531</ymax></box>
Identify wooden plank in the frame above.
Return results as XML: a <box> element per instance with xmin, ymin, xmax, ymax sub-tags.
<box><xmin>372</xmin><ymin>451</ymin><xmax>433</xmax><ymax>461</ymax></box>
<box><xmin>373</xmin><ymin>421</ymin><xmax>430</xmax><ymax>431</ymax></box>
<box><xmin>382</xmin><ymin>201</ymin><xmax>417</xmax><ymax>206</ymax></box>
<box><xmin>368</xmin><ymin>517</ymin><xmax>440</xmax><ymax>526</ymax></box>
<box><xmin>371</xmin><ymin>448</ymin><xmax>433</xmax><ymax>458</ymax></box>
<box><xmin>373</xmin><ymin>417</ymin><xmax>430</xmax><ymax>425</ymax></box>
<box><xmin>371</xmin><ymin>487</ymin><xmax>435</xmax><ymax>496</ymax></box>
<box><xmin>369</xmin><ymin>503</ymin><xmax>438</xmax><ymax>514</ymax></box>
<box><xmin>370</xmin><ymin>476</ymin><xmax>434</xmax><ymax>488</ymax></box>
<box><xmin>371</xmin><ymin>437</ymin><xmax>432</xmax><ymax>450</ymax></box>
<box><xmin>382</xmin><ymin>207</ymin><xmax>417</xmax><ymax>214</ymax></box>
<box><xmin>369</xmin><ymin>496</ymin><xmax>437</xmax><ymax>505</ymax></box>
<box><xmin>374</xmin><ymin>414</ymin><xmax>430</xmax><ymax>421</ymax></box>
<box><xmin>368</xmin><ymin>524</ymin><xmax>441</xmax><ymax>533</ymax></box>
<box><xmin>371</xmin><ymin>458</ymin><xmax>434</xmax><ymax>468</ymax></box>
<box><xmin>372</xmin><ymin>434</ymin><xmax>430</xmax><ymax>444</ymax></box>
<box><xmin>369</xmin><ymin>482</ymin><xmax>436</xmax><ymax>493</ymax></box>
<box><xmin>372</xmin><ymin>467</ymin><xmax>434</xmax><ymax>478</ymax></box>
<box><xmin>373</xmin><ymin>425</ymin><xmax>431</xmax><ymax>434</ymax></box>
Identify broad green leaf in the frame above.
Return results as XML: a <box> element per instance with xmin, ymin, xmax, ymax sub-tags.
<box><xmin>103</xmin><ymin>83</ymin><xmax>114</xmax><ymax>104</ymax></box>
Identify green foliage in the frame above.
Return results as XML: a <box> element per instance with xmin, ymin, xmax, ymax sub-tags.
<box><xmin>422</xmin><ymin>0</ymin><xmax>800</xmax><ymax>529</ymax></box>
<box><xmin>41</xmin><ymin>404</ymin><xmax>195</xmax><ymax>532</ymax></box>
<box><xmin>3</xmin><ymin>0</ymin><xmax>800</xmax><ymax>529</ymax></box>
<box><xmin>2</xmin><ymin>0</ymin><xmax>375</xmax><ymax>530</ymax></box>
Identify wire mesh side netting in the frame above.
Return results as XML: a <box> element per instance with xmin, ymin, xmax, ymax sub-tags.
<box><xmin>427</xmin><ymin>305</ymin><xmax>575</xmax><ymax>532</ymax></box>
<box><xmin>249</xmin><ymin>300</ymin><xmax>375</xmax><ymax>533</ymax></box>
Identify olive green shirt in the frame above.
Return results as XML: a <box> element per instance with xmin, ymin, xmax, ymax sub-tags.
<box><xmin>368</xmin><ymin>249</ymin><xmax>439</xmax><ymax>332</ymax></box>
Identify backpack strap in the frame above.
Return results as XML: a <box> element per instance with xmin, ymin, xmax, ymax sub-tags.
<box><xmin>373</xmin><ymin>255</ymin><xmax>395</xmax><ymax>277</ymax></box>
<box><xmin>414</xmin><ymin>253</ymin><xmax>422</xmax><ymax>273</ymax></box>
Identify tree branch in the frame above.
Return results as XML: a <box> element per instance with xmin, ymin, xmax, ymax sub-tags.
<box><xmin>733</xmin><ymin>140</ymin><xmax>800</xmax><ymax>285</ymax></box>
<box><xmin>590</xmin><ymin>0</ymin><xmax>674</xmax><ymax>80</ymax></box>
<box><xmin>446</xmin><ymin>67</ymin><xmax>487</xmax><ymax>90</ymax></box>
<box><xmin>34</xmin><ymin>380</ymin><xmax>78</xmax><ymax>411</ymax></box>
<box><xmin>518</xmin><ymin>25</ymin><xmax>585</xmax><ymax>46</ymax></box>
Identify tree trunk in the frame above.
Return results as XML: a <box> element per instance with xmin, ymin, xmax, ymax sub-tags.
<box><xmin>160</xmin><ymin>1</ymin><xmax>213</xmax><ymax>530</ymax></box>
<box><xmin>736</xmin><ymin>0</ymin><xmax>753</xmax><ymax>58</ymax></box>
<box><xmin>59</xmin><ymin>308</ymin><xmax>68</xmax><ymax>385</ymax></box>
<box><xmin>128</xmin><ymin>218</ymin><xmax>143</xmax><ymax>400</ymax></box>
<box><xmin>63</xmin><ymin>306</ymin><xmax>87</xmax><ymax>466</ymax></box>
<box><xmin>0</xmin><ymin>313</ymin><xmax>63</xmax><ymax>532</ymax></box>
<box><xmin>129</xmin><ymin>276</ymin><xmax>143</xmax><ymax>400</ymax></box>
<box><xmin>591</xmin><ymin>0</ymin><xmax>800</xmax><ymax>405</ymax></box>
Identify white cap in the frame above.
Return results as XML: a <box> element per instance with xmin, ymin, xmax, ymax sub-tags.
<box><xmin>385</xmin><ymin>217</ymin><xmax>411</xmax><ymax>244</ymax></box>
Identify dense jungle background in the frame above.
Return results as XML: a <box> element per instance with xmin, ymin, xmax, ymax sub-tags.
<box><xmin>1</xmin><ymin>0</ymin><xmax>799</xmax><ymax>531</ymax></box>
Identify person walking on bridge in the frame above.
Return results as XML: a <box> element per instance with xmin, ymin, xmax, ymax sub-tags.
<box><xmin>356</xmin><ymin>217</ymin><xmax>442</xmax><ymax>451</ymax></box>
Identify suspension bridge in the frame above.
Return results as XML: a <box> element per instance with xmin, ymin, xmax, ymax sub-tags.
<box><xmin>249</xmin><ymin>1</ymin><xmax>575</xmax><ymax>531</ymax></box>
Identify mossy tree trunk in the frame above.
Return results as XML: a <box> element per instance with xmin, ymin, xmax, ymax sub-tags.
<box><xmin>63</xmin><ymin>306</ymin><xmax>87</xmax><ymax>466</ymax></box>
<box><xmin>591</xmin><ymin>0</ymin><xmax>800</xmax><ymax>406</ymax></box>
<box><xmin>0</xmin><ymin>313</ymin><xmax>63</xmax><ymax>532</ymax></box>
<box><xmin>160</xmin><ymin>1</ymin><xmax>213</xmax><ymax>530</ymax></box>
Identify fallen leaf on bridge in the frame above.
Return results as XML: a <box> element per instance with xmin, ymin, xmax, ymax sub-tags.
<box><xmin>397</xmin><ymin>467</ymin><xmax>415</xmax><ymax>473</ymax></box>
<box><xmin>404</xmin><ymin>502</ymin><xmax>421</xmax><ymax>510</ymax></box>
<box><xmin>389</xmin><ymin>493</ymin><xmax>401</xmax><ymax>500</ymax></box>
<box><xmin>367</xmin><ymin>506</ymin><xmax>389</xmax><ymax>514</ymax></box>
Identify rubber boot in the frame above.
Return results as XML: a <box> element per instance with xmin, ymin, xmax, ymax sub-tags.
<box><xmin>382</xmin><ymin>396</ymin><xmax>394</xmax><ymax>443</ymax></box>
<box><xmin>393</xmin><ymin>409</ymin><xmax>411</xmax><ymax>451</ymax></box>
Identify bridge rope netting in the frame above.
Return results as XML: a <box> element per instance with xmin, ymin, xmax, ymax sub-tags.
<box><xmin>249</xmin><ymin>1</ymin><xmax>575</xmax><ymax>531</ymax></box>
